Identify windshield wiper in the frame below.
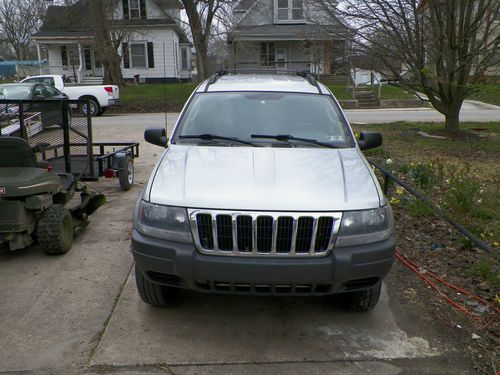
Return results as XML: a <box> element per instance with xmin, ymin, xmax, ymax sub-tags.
<box><xmin>251</xmin><ymin>134</ymin><xmax>342</xmax><ymax>149</ymax></box>
<box><xmin>178</xmin><ymin>134</ymin><xmax>258</xmax><ymax>147</ymax></box>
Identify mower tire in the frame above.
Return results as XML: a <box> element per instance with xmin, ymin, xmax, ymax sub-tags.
<box><xmin>38</xmin><ymin>205</ymin><xmax>74</xmax><ymax>255</ymax></box>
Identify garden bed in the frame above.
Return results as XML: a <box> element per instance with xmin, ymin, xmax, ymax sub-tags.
<box><xmin>353</xmin><ymin>121</ymin><xmax>499</xmax><ymax>373</ymax></box>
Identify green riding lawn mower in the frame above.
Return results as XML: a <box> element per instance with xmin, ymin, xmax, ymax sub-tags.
<box><xmin>0</xmin><ymin>137</ymin><xmax>105</xmax><ymax>254</ymax></box>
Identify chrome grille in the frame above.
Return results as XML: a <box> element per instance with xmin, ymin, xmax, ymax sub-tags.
<box><xmin>188</xmin><ymin>209</ymin><xmax>342</xmax><ymax>257</ymax></box>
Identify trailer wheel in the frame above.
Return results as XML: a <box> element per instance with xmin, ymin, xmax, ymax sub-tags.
<box><xmin>37</xmin><ymin>205</ymin><xmax>74</xmax><ymax>255</ymax></box>
<box><xmin>118</xmin><ymin>155</ymin><xmax>134</xmax><ymax>191</ymax></box>
<box><xmin>135</xmin><ymin>265</ymin><xmax>178</xmax><ymax>306</ymax></box>
<box><xmin>81</xmin><ymin>99</ymin><xmax>100</xmax><ymax>117</ymax></box>
<box><xmin>344</xmin><ymin>284</ymin><xmax>382</xmax><ymax>312</ymax></box>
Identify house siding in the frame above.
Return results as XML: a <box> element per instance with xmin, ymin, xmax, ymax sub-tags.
<box><xmin>122</xmin><ymin>29</ymin><xmax>180</xmax><ymax>80</ymax></box>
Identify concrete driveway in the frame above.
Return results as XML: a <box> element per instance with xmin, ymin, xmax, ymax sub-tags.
<box><xmin>0</xmin><ymin>114</ymin><xmax>478</xmax><ymax>374</ymax></box>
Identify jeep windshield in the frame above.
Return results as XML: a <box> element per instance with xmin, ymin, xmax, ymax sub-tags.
<box><xmin>173</xmin><ymin>92</ymin><xmax>353</xmax><ymax>148</ymax></box>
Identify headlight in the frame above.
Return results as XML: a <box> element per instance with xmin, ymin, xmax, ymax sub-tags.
<box><xmin>336</xmin><ymin>206</ymin><xmax>393</xmax><ymax>247</ymax></box>
<box><xmin>134</xmin><ymin>200</ymin><xmax>192</xmax><ymax>243</ymax></box>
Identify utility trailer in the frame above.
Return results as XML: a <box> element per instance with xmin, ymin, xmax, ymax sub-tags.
<box><xmin>0</xmin><ymin>98</ymin><xmax>139</xmax><ymax>190</ymax></box>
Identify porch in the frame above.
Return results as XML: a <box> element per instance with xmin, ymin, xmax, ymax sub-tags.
<box><xmin>231</xmin><ymin>40</ymin><xmax>349</xmax><ymax>75</ymax></box>
<box><xmin>33</xmin><ymin>38</ymin><xmax>103</xmax><ymax>84</ymax></box>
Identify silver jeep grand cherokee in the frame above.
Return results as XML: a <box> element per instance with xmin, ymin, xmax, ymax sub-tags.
<box><xmin>132</xmin><ymin>72</ymin><xmax>395</xmax><ymax>311</ymax></box>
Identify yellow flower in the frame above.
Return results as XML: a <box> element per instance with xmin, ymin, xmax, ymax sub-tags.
<box><xmin>396</xmin><ymin>187</ymin><xmax>405</xmax><ymax>195</ymax></box>
<box><xmin>390</xmin><ymin>197</ymin><xmax>400</xmax><ymax>205</ymax></box>
<box><xmin>495</xmin><ymin>294</ymin><xmax>500</xmax><ymax>305</ymax></box>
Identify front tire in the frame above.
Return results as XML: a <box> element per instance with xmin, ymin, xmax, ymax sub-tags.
<box><xmin>135</xmin><ymin>265</ymin><xmax>178</xmax><ymax>306</ymax></box>
<box><xmin>344</xmin><ymin>283</ymin><xmax>382</xmax><ymax>312</ymax></box>
<box><xmin>37</xmin><ymin>205</ymin><xmax>74</xmax><ymax>255</ymax></box>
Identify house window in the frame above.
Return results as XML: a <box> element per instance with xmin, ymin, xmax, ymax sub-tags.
<box><xmin>181</xmin><ymin>47</ymin><xmax>188</xmax><ymax>69</ymax></box>
<box><xmin>131</xmin><ymin>43</ymin><xmax>147</xmax><ymax>68</ymax></box>
<box><xmin>68</xmin><ymin>47</ymin><xmax>80</xmax><ymax>68</ymax></box>
<box><xmin>123</xmin><ymin>0</ymin><xmax>146</xmax><ymax>19</ymax></box>
<box><xmin>275</xmin><ymin>0</ymin><xmax>303</xmax><ymax>22</ymax></box>
<box><xmin>260</xmin><ymin>42</ymin><xmax>275</xmax><ymax>66</ymax></box>
<box><xmin>60</xmin><ymin>46</ymin><xmax>81</xmax><ymax>69</ymax></box>
<box><xmin>129</xmin><ymin>0</ymin><xmax>140</xmax><ymax>18</ymax></box>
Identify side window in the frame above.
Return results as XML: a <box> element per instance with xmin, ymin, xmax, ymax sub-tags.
<box><xmin>45</xmin><ymin>85</ymin><xmax>60</xmax><ymax>97</ymax></box>
<box><xmin>33</xmin><ymin>85</ymin><xmax>47</xmax><ymax>98</ymax></box>
<box><xmin>23</xmin><ymin>78</ymin><xmax>38</xmax><ymax>84</ymax></box>
<box><xmin>42</xmin><ymin>77</ymin><xmax>55</xmax><ymax>86</ymax></box>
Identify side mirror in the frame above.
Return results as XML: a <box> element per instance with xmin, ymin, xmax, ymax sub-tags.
<box><xmin>358</xmin><ymin>132</ymin><xmax>382</xmax><ymax>150</ymax></box>
<box><xmin>144</xmin><ymin>127</ymin><xmax>167</xmax><ymax>147</ymax></box>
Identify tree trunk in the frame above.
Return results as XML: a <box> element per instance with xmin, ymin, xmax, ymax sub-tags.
<box><xmin>196</xmin><ymin>42</ymin><xmax>209</xmax><ymax>80</ymax></box>
<box><xmin>444</xmin><ymin>106</ymin><xmax>461</xmax><ymax>134</ymax></box>
<box><xmin>103</xmin><ymin>49</ymin><xmax>125</xmax><ymax>86</ymax></box>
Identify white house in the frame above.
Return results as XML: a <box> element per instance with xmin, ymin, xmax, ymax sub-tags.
<box><xmin>228</xmin><ymin>0</ymin><xmax>352</xmax><ymax>75</ymax></box>
<box><xmin>31</xmin><ymin>0</ymin><xmax>192</xmax><ymax>83</ymax></box>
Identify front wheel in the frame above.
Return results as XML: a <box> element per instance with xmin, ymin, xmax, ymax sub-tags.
<box><xmin>37</xmin><ymin>205</ymin><xmax>74</xmax><ymax>255</ymax></box>
<box><xmin>118</xmin><ymin>155</ymin><xmax>134</xmax><ymax>191</ymax></box>
<box><xmin>135</xmin><ymin>265</ymin><xmax>178</xmax><ymax>306</ymax></box>
<box><xmin>80</xmin><ymin>99</ymin><xmax>100</xmax><ymax>117</ymax></box>
<box><xmin>343</xmin><ymin>283</ymin><xmax>382</xmax><ymax>312</ymax></box>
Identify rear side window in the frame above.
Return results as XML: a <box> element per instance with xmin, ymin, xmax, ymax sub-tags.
<box><xmin>175</xmin><ymin>92</ymin><xmax>352</xmax><ymax>146</ymax></box>
<box><xmin>23</xmin><ymin>77</ymin><xmax>55</xmax><ymax>86</ymax></box>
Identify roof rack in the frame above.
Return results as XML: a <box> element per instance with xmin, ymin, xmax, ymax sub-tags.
<box><xmin>296</xmin><ymin>71</ymin><xmax>322</xmax><ymax>94</ymax></box>
<box><xmin>203</xmin><ymin>69</ymin><xmax>323</xmax><ymax>93</ymax></box>
<box><xmin>204</xmin><ymin>70</ymin><xmax>227</xmax><ymax>92</ymax></box>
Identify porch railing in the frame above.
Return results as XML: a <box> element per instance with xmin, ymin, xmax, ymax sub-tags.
<box><xmin>234</xmin><ymin>61</ymin><xmax>323</xmax><ymax>75</ymax></box>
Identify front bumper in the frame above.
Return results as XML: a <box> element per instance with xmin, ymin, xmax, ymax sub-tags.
<box><xmin>131</xmin><ymin>229</ymin><xmax>395</xmax><ymax>296</ymax></box>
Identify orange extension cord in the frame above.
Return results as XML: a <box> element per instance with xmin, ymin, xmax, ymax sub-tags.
<box><xmin>395</xmin><ymin>248</ymin><xmax>500</xmax><ymax>319</ymax></box>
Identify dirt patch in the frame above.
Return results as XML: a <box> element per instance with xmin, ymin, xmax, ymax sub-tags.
<box><xmin>387</xmin><ymin>187</ymin><xmax>499</xmax><ymax>374</ymax></box>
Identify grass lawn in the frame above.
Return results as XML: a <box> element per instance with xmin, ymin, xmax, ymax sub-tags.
<box><xmin>117</xmin><ymin>83</ymin><xmax>198</xmax><ymax>112</ymax></box>
<box><xmin>380</xmin><ymin>84</ymin><xmax>416</xmax><ymax>99</ymax></box>
<box><xmin>470</xmin><ymin>84</ymin><xmax>500</xmax><ymax>106</ymax></box>
<box><xmin>353</xmin><ymin>121</ymin><xmax>500</xmax><ymax>250</ymax></box>
<box><xmin>325</xmin><ymin>84</ymin><xmax>352</xmax><ymax>100</ymax></box>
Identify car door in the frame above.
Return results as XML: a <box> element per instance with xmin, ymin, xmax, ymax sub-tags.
<box><xmin>34</xmin><ymin>84</ymin><xmax>64</xmax><ymax>127</ymax></box>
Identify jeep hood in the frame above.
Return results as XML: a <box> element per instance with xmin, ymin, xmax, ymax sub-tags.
<box><xmin>147</xmin><ymin>145</ymin><xmax>381</xmax><ymax>211</ymax></box>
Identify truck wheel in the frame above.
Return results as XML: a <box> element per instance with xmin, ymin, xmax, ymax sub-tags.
<box><xmin>118</xmin><ymin>155</ymin><xmax>134</xmax><ymax>191</ymax></box>
<box><xmin>97</xmin><ymin>108</ymin><xmax>106</xmax><ymax>116</ymax></box>
<box><xmin>344</xmin><ymin>284</ymin><xmax>382</xmax><ymax>312</ymax></box>
<box><xmin>37</xmin><ymin>205</ymin><xmax>74</xmax><ymax>255</ymax></box>
<box><xmin>81</xmin><ymin>99</ymin><xmax>100</xmax><ymax>117</ymax></box>
<box><xmin>135</xmin><ymin>265</ymin><xmax>178</xmax><ymax>306</ymax></box>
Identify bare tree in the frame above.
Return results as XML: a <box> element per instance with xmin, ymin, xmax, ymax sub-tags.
<box><xmin>336</xmin><ymin>0</ymin><xmax>500</xmax><ymax>133</ymax></box>
<box><xmin>0</xmin><ymin>0</ymin><xmax>47</xmax><ymax>60</ymax></box>
<box><xmin>180</xmin><ymin>0</ymin><xmax>232</xmax><ymax>80</ymax></box>
<box><xmin>90</xmin><ymin>0</ymin><xmax>127</xmax><ymax>86</ymax></box>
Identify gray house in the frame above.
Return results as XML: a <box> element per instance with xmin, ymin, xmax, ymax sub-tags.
<box><xmin>228</xmin><ymin>0</ymin><xmax>351</xmax><ymax>74</ymax></box>
<box><xmin>31</xmin><ymin>0</ymin><xmax>192</xmax><ymax>83</ymax></box>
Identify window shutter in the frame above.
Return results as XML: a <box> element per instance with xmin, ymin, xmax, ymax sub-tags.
<box><xmin>140</xmin><ymin>0</ymin><xmax>146</xmax><ymax>19</ymax></box>
<box><xmin>60</xmin><ymin>46</ymin><xmax>68</xmax><ymax>67</ymax></box>
<box><xmin>147</xmin><ymin>42</ymin><xmax>154</xmax><ymax>68</ymax></box>
<box><xmin>122</xmin><ymin>43</ymin><xmax>130</xmax><ymax>68</ymax></box>
<box><xmin>122</xmin><ymin>0</ymin><xmax>129</xmax><ymax>19</ymax></box>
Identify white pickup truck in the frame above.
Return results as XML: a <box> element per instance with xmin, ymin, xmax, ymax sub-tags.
<box><xmin>20</xmin><ymin>74</ymin><xmax>119</xmax><ymax>116</ymax></box>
